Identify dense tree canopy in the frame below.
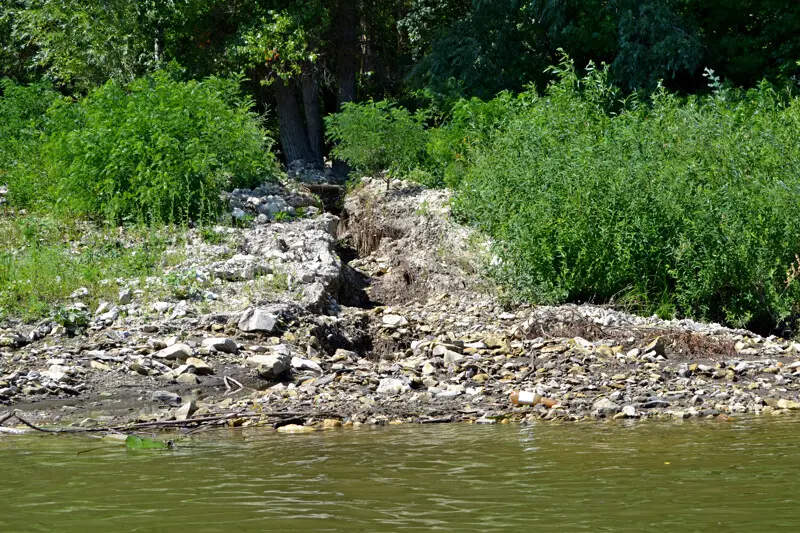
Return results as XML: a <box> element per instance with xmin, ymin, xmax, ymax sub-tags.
<box><xmin>2</xmin><ymin>0</ymin><xmax>800</xmax><ymax>164</ymax></box>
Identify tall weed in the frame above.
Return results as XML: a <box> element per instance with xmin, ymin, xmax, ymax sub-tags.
<box><xmin>451</xmin><ymin>58</ymin><xmax>800</xmax><ymax>332</ymax></box>
<box><xmin>326</xmin><ymin>100</ymin><xmax>428</xmax><ymax>181</ymax></box>
<box><xmin>43</xmin><ymin>71</ymin><xmax>278</xmax><ymax>224</ymax></box>
<box><xmin>0</xmin><ymin>79</ymin><xmax>58</xmax><ymax>206</ymax></box>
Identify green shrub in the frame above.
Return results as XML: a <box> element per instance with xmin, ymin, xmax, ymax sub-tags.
<box><xmin>426</xmin><ymin>92</ymin><xmax>526</xmax><ymax>188</ymax></box>
<box><xmin>452</xmin><ymin>58</ymin><xmax>800</xmax><ymax>333</ymax></box>
<box><xmin>0</xmin><ymin>79</ymin><xmax>59</xmax><ymax>207</ymax></box>
<box><xmin>326</xmin><ymin>100</ymin><xmax>428</xmax><ymax>181</ymax></box>
<box><xmin>44</xmin><ymin>71</ymin><xmax>278</xmax><ymax>224</ymax></box>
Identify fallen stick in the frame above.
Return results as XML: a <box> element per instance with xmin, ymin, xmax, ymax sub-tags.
<box><xmin>0</xmin><ymin>411</ymin><xmax>14</xmax><ymax>426</ymax></box>
<box><xmin>9</xmin><ymin>410</ymin><xmax>341</xmax><ymax>434</ymax></box>
<box><xmin>417</xmin><ymin>416</ymin><xmax>454</xmax><ymax>424</ymax></box>
<box><xmin>223</xmin><ymin>375</ymin><xmax>244</xmax><ymax>395</ymax></box>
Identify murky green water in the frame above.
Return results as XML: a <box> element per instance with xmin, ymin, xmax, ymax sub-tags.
<box><xmin>2</xmin><ymin>418</ymin><xmax>800</xmax><ymax>532</ymax></box>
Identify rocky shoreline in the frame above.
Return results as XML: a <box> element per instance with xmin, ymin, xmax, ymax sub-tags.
<box><xmin>3</xmin><ymin>177</ymin><xmax>800</xmax><ymax>432</ymax></box>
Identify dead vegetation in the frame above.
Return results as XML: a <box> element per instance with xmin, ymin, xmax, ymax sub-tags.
<box><xmin>528</xmin><ymin>308</ymin><xmax>738</xmax><ymax>360</ymax></box>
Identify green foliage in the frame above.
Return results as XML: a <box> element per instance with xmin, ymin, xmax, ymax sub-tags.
<box><xmin>53</xmin><ymin>306</ymin><xmax>90</xmax><ymax>333</ymax></box>
<box><xmin>10</xmin><ymin>0</ymin><xmax>176</xmax><ymax>90</ymax></box>
<box><xmin>612</xmin><ymin>0</ymin><xmax>704</xmax><ymax>90</ymax></box>
<box><xmin>125</xmin><ymin>435</ymin><xmax>174</xmax><ymax>450</ymax></box>
<box><xmin>0</xmin><ymin>214</ymin><xmax>172</xmax><ymax>321</ymax></box>
<box><xmin>231</xmin><ymin>2</ymin><xmax>328</xmax><ymax>80</ymax></box>
<box><xmin>0</xmin><ymin>78</ymin><xmax>59</xmax><ymax>206</ymax></box>
<box><xmin>447</xmin><ymin>57</ymin><xmax>800</xmax><ymax>332</ymax></box>
<box><xmin>326</xmin><ymin>100</ymin><xmax>429</xmax><ymax>178</ymax></box>
<box><xmin>410</xmin><ymin>1</ymin><xmax>548</xmax><ymax>100</ymax></box>
<box><xmin>199</xmin><ymin>227</ymin><xmax>225</xmax><ymax>245</ymax></box>
<box><xmin>426</xmin><ymin>92</ymin><xmax>528</xmax><ymax>187</ymax></box>
<box><xmin>44</xmin><ymin>71</ymin><xmax>277</xmax><ymax>224</ymax></box>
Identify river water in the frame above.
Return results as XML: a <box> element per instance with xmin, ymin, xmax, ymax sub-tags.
<box><xmin>2</xmin><ymin>417</ymin><xmax>799</xmax><ymax>532</ymax></box>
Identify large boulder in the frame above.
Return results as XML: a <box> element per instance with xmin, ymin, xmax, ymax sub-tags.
<box><xmin>592</xmin><ymin>397</ymin><xmax>620</xmax><ymax>418</ymax></box>
<box><xmin>248</xmin><ymin>351</ymin><xmax>291</xmax><ymax>380</ymax></box>
<box><xmin>238</xmin><ymin>309</ymin><xmax>278</xmax><ymax>333</ymax></box>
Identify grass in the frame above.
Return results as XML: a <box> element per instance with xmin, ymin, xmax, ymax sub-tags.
<box><xmin>0</xmin><ymin>212</ymin><xmax>184</xmax><ymax>322</ymax></box>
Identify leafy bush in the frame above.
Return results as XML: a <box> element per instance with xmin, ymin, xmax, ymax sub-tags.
<box><xmin>44</xmin><ymin>71</ymin><xmax>277</xmax><ymax>224</ymax></box>
<box><xmin>0</xmin><ymin>79</ymin><xmax>59</xmax><ymax>206</ymax></box>
<box><xmin>326</xmin><ymin>100</ymin><xmax>428</xmax><ymax>181</ymax></box>
<box><xmin>451</xmin><ymin>58</ymin><xmax>800</xmax><ymax>333</ymax></box>
<box><xmin>426</xmin><ymin>93</ymin><xmax>527</xmax><ymax>188</ymax></box>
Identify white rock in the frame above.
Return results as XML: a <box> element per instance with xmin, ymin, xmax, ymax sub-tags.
<box><xmin>592</xmin><ymin>397</ymin><xmax>620</xmax><ymax>417</ymax></box>
<box><xmin>97</xmin><ymin>307</ymin><xmax>119</xmax><ymax>322</ymax></box>
<box><xmin>382</xmin><ymin>314</ymin><xmax>408</xmax><ymax>327</ymax></box>
<box><xmin>185</xmin><ymin>357</ymin><xmax>213</xmax><ymax>375</ymax></box>
<box><xmin>248</xmin><ymin>352</ymin><xmax>291</xmax><ymax>379</ymax></box>
<box><xmin>238</xmin><ymin>308</ymin><xmax>278</xmax><ymax>333</ymax></box>
<box><xmin>201</xmin><ymin>337</ymin><xmax>238</xmax><ymax>354</ymax></box>
<box><xmin>291</xmin><ymin>356</ymin><xmax>323</xmax><ymax>374</ymax></box>
<box><xmin>377</xmin><ymin>377</ymin><xmax>410</xmax><ymax>395</ymax></box>
<box><xmin>154</xmin><ymin>343</ymin><xmax>193</xmax><ymax>361</ymax></box>
<box><xmin>175</xmin><ymin>401</ymin><xmax>198</xmax><ymax>421</ymax></box>
<box><xmin>118</xmin><ymin>288</ymin><xmax>133</xmax><ymax>305</ymax></box>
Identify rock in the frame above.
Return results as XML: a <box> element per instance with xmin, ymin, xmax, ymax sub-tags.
<box><xmin>152</xmin><ymin>390</ymin><xmax>182</xmax><ymax>406</ymax></box>
<box><xmin>79</xmin><ymin>418</ymin><xmax>99</xmax><ymax>428</ymax></box>
<box><xmin>118</xmin><ymin>288</ymin><xmax>133</xmax><ymax>305</ymax></box>
<box><xmin>291</xmin><ymin>356</ymin><xmax>323</xmax><ymax>374</ymax></box>
<box><xmin>238</xmin><ymin>308</ymin><xmax>278</xmax><ymax>333</ymax></box>
<box><xmin>0</xmin><ymin>335</ymin><xmax>28</xmax><ymax>349</ymax></box>
<box><xmin>154</xmin><ymin>343</ymin><xmax>193</xmax><ymax>361</ymax></box>
<box><xmin>70</xmin><ymin>287</ymin><xmax>89</xmax><ymax>299</ymax></box>
<box><xmin>377</xmin><ymin>377</ymin><xmax>411</xmax><ymax>395</ymax></box>
<box><xmin>622</xmin><ymin>405</ymin><xmax>636</xmax><ymax>418</ymax></box>
<box><xmin>443</xmin><ymin>350</ymin><xmax>464</xmax><ymax>367</ymax></box>
<box><xmin>97</xmin><ymin>307</ymin><xmax>120</xmax><ymax>323</ymax></box>
<box><xmin>175</xmin><ymin>401</ymin><xmax>198</xmax><ymax>421</ymax></box>
<box><xmin>277</xmin><ymin>424</ymin><xmax>316</xmax><ymax>434</ymax></box>
<box><xmin>643</xmin><ymin>337</ymin><xmax>666</xmax><ymax>357</ymax></box>
<box><xmin>592</xmin><ymin>397</ymin><xmax>620</xmax><ymax>418</ymax></box>
<box><xmin>777</xmin><ymin>398</ymin><xmax>800</xmax><ymax>410</ymax></box>
<box><xmin>382</xmin><ymin>314</ymin><xmax>409</xmax><ymax>328</ymax></box>
<box><xmin>322</xmin><ymin>419</ymin><xmax>342</xmax><ymax>429</ymax></box>
<box><xmin>90</xmin><ymin>360</ymin><xmax>111</xmax><ymax>371</ymax></box>
<box><xmin>641</xmin><ymin>399</ymin><xmax>671</xmax><ymax>409</ymax></box>
<box><xmin>40</xmin><ymin>370</ymin><xmax>69</xmax><ymax>383</ymax></box>
<box><xmin>185</xmin><ymin>357</ymin><xmax>213</xmax><ymax>375</ymax></box>
<box><xmin>152</xmin><ymin>302</ymin><xmax>172</xmax><ymax>314</ymax></box>
<box><xmin>250</xmin><ymin>352</ymin><xmax>292</xmax><ymax>380</ymax></box>
<box><xmin>201</xmin><ymin>337</ymin><xmax>238</xmax><ymax>354</ymax></box>
<box><xmin>176</xmin><ymin>373</ymin><xmax>200</xmax><ymax>385</ymax></box>
<box><xmin>333</xmin><ymin>349</ymin><xmax>358</xmax><ymax>361</ymax></box>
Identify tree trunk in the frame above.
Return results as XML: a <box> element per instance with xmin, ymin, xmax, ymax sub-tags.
<box><xmin>272</xmin><ymin>77</ymin><xmax>315</xmax><ymax>165</ymax></box>
<box><xmin>333</xmin><ymin>1</ymin><xmax>359</xmax><ymax>176</ymax></box>
<box><xmin>335</xmin><ymin>0</ymin><xmax>358</xmax><ymax>108</ymax></box>
<box><xmin>301</xmin><ymin>69</ymin><xmax>325</xmax><ymax>164</ymax></box>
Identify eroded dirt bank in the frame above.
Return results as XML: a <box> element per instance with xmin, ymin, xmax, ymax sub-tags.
<box><xmin>3</xmin><ymin>177</ymin><xmax>800</xmax><ymax>432</ymax></box>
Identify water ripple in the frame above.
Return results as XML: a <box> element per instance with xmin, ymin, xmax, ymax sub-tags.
<box><xmin>3</xmin><ymin>418</ymin><xmax>800</xmax><ymax>531</ymax></box>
